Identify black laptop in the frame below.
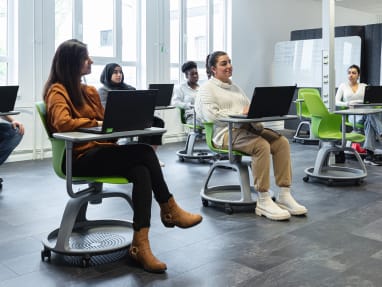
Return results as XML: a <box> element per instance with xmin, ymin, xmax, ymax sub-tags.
<box><xmin>78</xmin><ymin>90</ymin><xmax>157</xmax><ymax>134</ymax></box>
<box><xmin>229</xmin><ymin>85</ymin><xmax>297</xmax><ymax>119</ymax></box>
<box><xmin>0</xmin><ymin>85</ymin><xmax>19</xmax><ymax>113</ymax></box>
<box><xmin>148</xmin><ymin>83</ymin><xmax>174</xmax><ymax>108</ymax></box>
<box><xmin>363</xmin><ymin>86</ymin><xmax>382</xmax><ymax>104</ymax></box>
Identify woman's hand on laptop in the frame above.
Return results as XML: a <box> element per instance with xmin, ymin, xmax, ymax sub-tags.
<box><xmin>97</xmin><ymin>121</ymin><xmax>103</xmax><ymax>127</ymax></box>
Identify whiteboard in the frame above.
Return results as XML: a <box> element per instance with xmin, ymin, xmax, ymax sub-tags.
<box><xmin>272</xmin><ymin>36</ymin><xmax>361</xmax><ymax>87</ymax></box>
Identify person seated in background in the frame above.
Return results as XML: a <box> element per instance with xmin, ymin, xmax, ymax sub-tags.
<box><xmin>98</xmin><ymin>63</ymin><xmax>166</xmax><ymax>167</ymax></box>
<box><xmin>172</xmin><ymin>61</ymin><xmax>200</xmax><ymax>125</ymax></box>
<box><xmin>335</xmin><ymin>64</ymin><xmax>382</xmax><ymax>166</ymax></box>
<box><xmin>0</xmin><ymin>115</ymin><xmax>24</xmax><ymax>188</ymax></box>
<box><xmin>43</xmin><ymin>39</ymin><xmax>202</xmax><ymax>273</ymax></box>
<box><xmin>195</xmin><ymin>51</ymin><xmax>307</xmax><ymax>221</ymax></box>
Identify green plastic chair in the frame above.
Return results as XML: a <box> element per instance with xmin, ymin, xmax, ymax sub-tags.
<box><xmin>35</xmin><ymin>102</ymin><xmax>129</xmax><ymax>185</ymax></box>
<box><xmin>301</xmin><ymin>92</ymin><xmax>367</xmax><ymax>185</ymax></box>
<box><xmin>293</xmin><ymin>88</ymin><xmax>319</xmax><ymax>144</ymax></box>
<box><xmin>200</xmin><ymin>122</ymin><xmax>256</xmax><ymax>214</ymax></box>
<box><xmin>176</xmin><ymin>107</ymin><xmax>215</xmax><ymax>162</ymax></box>
<box><xmin>35</xmin><ymin>101</ymin><xmax>133</xmax><ymax>266</ymax></box>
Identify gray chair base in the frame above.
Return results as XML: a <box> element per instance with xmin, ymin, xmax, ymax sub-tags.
<box><xmin>41</xmin><ymin>184</ymin><xmax>134</xmax><ymax>267</ymax></box>
<box><xmin>177</xmin><ymin>131</ymin><xmax>216</xmax><ymax>162</ymax></box>
<box><xmin>200</xmin><ymin>155</ymin><xmax>257</xmax><ymax>214</ymax></box>
<box><xmin>293</xmin><ymin>120</ymin><xmax>319</xmax><ymax>145</ymax></box>
<box><xmin>303</xmin><ymin>142</ymin><xmax>366</xmax><ymax>185</ymax></box>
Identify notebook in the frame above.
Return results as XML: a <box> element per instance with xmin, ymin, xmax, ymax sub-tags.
<box><xmin>78</xmin><ymin>89</ymin><xmax>157</xmax><ymax>134</ymax></box>
<box><xmin>229</xmin><ymin>85</ymin><xmax>297</xmax><ymax>119</ymax></box>
<box><xmin>0</xmin><ymin>85</ymin><xmax>19</xmax><ymax>113</ymax></box>
<box><xmin>363</xmin><ymin>86</ymin><xmax>382</xmax><ymax>104</ymax></box>
<box><xmin>148</xmin><ymin>83</ymin><xmax>174</xmax><ymax>108</ymax></box>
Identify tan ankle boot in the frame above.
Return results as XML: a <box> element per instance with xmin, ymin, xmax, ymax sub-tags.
<box><xmin>160</xmin><ymin>197</ymin><xmax>203</xmax><ymax>228</ymax></box>
<box><xmin>128</xmin><ymin>227</ymin><xmax>167</xmax><ymax>273</ymax></box>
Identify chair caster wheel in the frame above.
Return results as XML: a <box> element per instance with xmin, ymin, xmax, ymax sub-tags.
<box><xmin>224</xmin><ymin>204</ymin><xmax>233</xmax><ymax>215</ymax></box>
<box><xmin>82</xmin><ymin>255</ymin><xmax>91</xmax><ymax>268</ymax></box>
<box><xmin>202</xmin><ymin>198</ymin><xmax>209</xmax><ymax>207</ymax></box>
<box><xmin>303</xmin><ymin>176</ymin><xmax>309</xmax><ymax>182</ymax></box>
<box><xmin>355</xmin><ymin>179</ymin><xmax>363</xmax><ymax>186</ymax></box>
<box><xmin>178</xmin><ymin>156</ymin><xmax>184</xmax><ymax>162</ymax></box>
<box><xmin>41</xmin><ymin>248</ymin><xmax>51</xmax><ymax>262</ymax></box>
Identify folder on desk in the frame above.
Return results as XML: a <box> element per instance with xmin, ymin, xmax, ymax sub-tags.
<box><xmin>0</xmin><ymin>85</ymin><xmax>19</xmax><ymax>113</ymax></box>
<box><xmin>78</xmin><ymin>90</ymin><xmax>157</xmax><ymax>134</ymax></box>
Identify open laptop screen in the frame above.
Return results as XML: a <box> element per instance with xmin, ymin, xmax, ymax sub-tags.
<box><xmin>148</xmin><ymin>84</ymin><xmax>174</xmax><ymax>107</ymax></box>
<box><xmin>78</xmin><ymin>89</ymin><xmax>157</xmax><ymax>134</ymax></box>
<box><xmin>0</xmin><ymin>85</ymin><xmax>19</xmax><ymax>113</ymax></box>
<box><xmin>364</xmin><ymin>86</ymin><xmax>382</xmax><ymax>104</ymax></box>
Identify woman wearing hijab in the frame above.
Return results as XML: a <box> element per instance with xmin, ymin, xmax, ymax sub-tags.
<box><xmin>98</xmin><ymin>63</ymin><xmax>166</xmax><ymax>166</ymax></box>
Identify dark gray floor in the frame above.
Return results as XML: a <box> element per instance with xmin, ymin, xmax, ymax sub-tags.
<box><xmin>1</xmin><ymin>135</ymin><xmax>382</xmax><ymax>287</ymax></box>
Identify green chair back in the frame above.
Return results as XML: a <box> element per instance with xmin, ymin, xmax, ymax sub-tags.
<box><xmin>296</xmin><ymin>88</ymin><xmax>318</xmax><ymax>119</ymax></box>
<box><xmin>35</xmin><ymin>101</ymin><xmax>128</xmax><ymax>184</ymax></box>
<box><xmin>302</xmin><ymin>92</ymin><xmax>365</xmax><ymax>143</ymax></box>
<box><xmin>178</xmin><ymin>107</ymin><xmax>204</xmax><ymax>130</ymax></box>
<box><xmin>203</xmin><ymin>122</ymin><xmax>246</xmax><ymax>156</ymax></box>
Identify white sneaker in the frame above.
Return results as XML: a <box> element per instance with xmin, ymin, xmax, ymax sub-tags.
<box><xmin>159</xmin><ymin>160</ymin><xmax>165</xmax><ymax>167</ymax></box>
<box><xmin>277</xmin><ymin>188</ymin><xmax>308</xmax><ymax>215</ymax></box>
<box><xmin>256</xmin><ymin>196</ymin><xmax>291</xmax><ymax>221</ymax></box>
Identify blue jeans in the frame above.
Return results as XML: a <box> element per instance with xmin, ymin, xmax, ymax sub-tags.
<box><xmin>0</xmin><ymin>122</ymin><xmax>23</xmax><ymax>165</ymax></box>
<box><xmin>363</xmin><ymin>113</ymin><xmax>382</xmax><ymax>152</ymax></box>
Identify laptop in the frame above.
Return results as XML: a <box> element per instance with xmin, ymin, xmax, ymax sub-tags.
<box><xmin>78</xmin><ymin>89</ymin><xmax>157</xmax><ymax>134</ymax></box>
<box><xmin>148</xmin><ymin>83</ymin><xmax>174</xmax><ymax>108</ymax></box>
<box><xmin>0</xmin><ymin>85</ymin><xmax>19</xmax><ymax>113</ymax></box>
<box><xmin>363</xmin><ymin>86</ymin><xmax>382</xmax><ymax>104</ymax></box>
<box><xmin>229</xmin><ymin>85</ymin><xmax>297</xmax><ymax>119</ymax></box>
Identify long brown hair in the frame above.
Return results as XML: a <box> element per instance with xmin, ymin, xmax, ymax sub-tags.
<box><xmin>42</xmin><ymin>39</ymin><xmax>88</xmax><ymax>107</ymax></box>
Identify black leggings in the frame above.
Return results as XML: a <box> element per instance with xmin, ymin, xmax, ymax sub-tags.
<box><xmin>72</xmin><ymin>143</ymin><xmax>171</xmax><ymax>230</ymax></box>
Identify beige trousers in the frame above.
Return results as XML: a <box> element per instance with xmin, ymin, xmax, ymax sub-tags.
<box><xmin>222</xmin><ymin>128</ymin><xmax>292</xmax><ymax>192</ymax></box>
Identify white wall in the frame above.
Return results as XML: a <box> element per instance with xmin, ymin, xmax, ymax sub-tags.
<box><xmin>230</xmin><ymin>0</ymin><xmax>378</xmax><ymax>98</ymax></box>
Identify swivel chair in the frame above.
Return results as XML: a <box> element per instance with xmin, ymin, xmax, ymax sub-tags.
<box><xmin>176</xmin><ymin>107</ymin><xmax>216</xmax><ymax>163</ymax></box>
<box><xmin>200</xmin><ymin>122</ymin><xmax>257</xmax><ymax>214</ymax></box>
<box><xmin>293</xmin><ymin>88</ymin><xmax>319</xmax><ymax>145</ymax></box>
<box><xmin>36</xmin><ymin>102</ymin><xmax>134</xmax><ymax>267</ymax></box>
<box><xmin>301</xmin><ymin>93</ymin><xmax>366</xmax><ymax>185</ymax></box>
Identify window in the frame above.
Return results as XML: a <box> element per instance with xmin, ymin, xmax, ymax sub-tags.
<box><xmin>54</xmin><ymin>0</ymin><xmax>229</xmax><ymax>87</ymax></box>
<box><xmin>0</xmin><ymin>0</ymin><xmax>8</xmax><ymax>83</ymax></box>
<box><xmin>55</xmin><ymin>0</ymin><xmax>142</xmax><ymax>88</ymax></box>
<box><xmin>55</xmin><ymin>0</ymin><xmax>72</xmax><ymax>49</ymax></box>
<box><xmin>169</xmin><ymin>0</ymin><xmax>229</xmax><ymax>83</ymax></box>
<box><xmin>0</xmin><ymin>0</ymin><xmax>17</xmax><ymax>84</ymax></box>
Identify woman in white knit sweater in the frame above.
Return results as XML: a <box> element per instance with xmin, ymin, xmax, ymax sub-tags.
<box><xmin>195</xmin><ymin>51</ymin><xmax>307</xmax><ymax>221</ymax></box>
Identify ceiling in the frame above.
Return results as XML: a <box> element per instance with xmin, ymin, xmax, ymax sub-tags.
<box><xmin>334</xmin><ymin>0</ymin><xmax>382</xmax><ymax>17</ymax></box>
